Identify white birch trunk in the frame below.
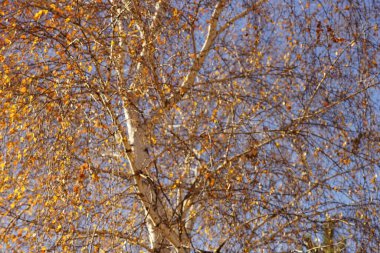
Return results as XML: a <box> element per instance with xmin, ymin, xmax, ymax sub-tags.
<box><xmin>111</xmin><ymin>1</ymin><xmax>189</xmax><ymax>252</ymax></box>
<box><xmin>108</xmin><ymin>0</ymin><xmax>253</xmax><ymax>251</ymax></box>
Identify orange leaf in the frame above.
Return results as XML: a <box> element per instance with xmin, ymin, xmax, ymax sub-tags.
<box><xmin>20</xmin><ymin>87</ymin><xmax>27</xmax><ymax>93</ymax></box>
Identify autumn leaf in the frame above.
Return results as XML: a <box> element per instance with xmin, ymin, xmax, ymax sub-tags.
<box><xmin>19</xmin><ymin>87</ymin><xmax>27</xmax><ymax>93</ymax></box>
<box><xmin>33</xmin><ymin>10</ymin><xmax>48</xmax><ymax>21</ymax></box>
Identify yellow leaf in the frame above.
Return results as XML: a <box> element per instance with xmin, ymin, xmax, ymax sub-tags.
<box><xmin>16</xmin><ymin>192</ymin><xmax>22</xmax><ymax>200</ymax></box>
<box><xmin>34</xmin><ymin>10</ymin><xmax>48</xmax><ymax>21</ymax></box>
<box><xmin>342</xmin><ymin>158</ymin><xmax>351</xmax><ymax>165</ymax></box>
<box><xmin>65</xmin><ymin>6</ymin><xmax>73</xmax><ymax>12</ymax></box>
<box><xmin>370</xmin><ymin>174</ymin><xmax>377</xmax><ymax>185</ymax></box>
<box><xmin>20</xmin><ymin>87</ymin><xmax>27</xmax><ymax>93</ymax></box>
<box><xmin>91</xmin><ymin>173</ymin><xmax>99</xmax><ymax>182</ymax></box>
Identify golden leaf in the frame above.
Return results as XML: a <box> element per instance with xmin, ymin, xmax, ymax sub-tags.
<box><xmin>370</xmin><ymin>174</ymin><xmax>377</xmax><ymax>185</ymax></box>
<box><xmin>55</xmin><ymin>224</ymin><xmax>62</xmax><ymax>232</ymax></box>
<box><xmin>20</xmin><ymin>86</ymin><xmax>27</xmax><ymax>93</ymax></box>
<box><xmin>209</xmin><ymin>178</ymin><xmax>215</xmax><ymax>187</ymax></box>
<box><xmin>34</xmin><ymin>10</ymin><xmax>48</xmax><ymax>21</ymax></box>
<box><xmin>91</xmin><ymin>173</ymin><xmax>99</xmax><ymax>182</ymax></box>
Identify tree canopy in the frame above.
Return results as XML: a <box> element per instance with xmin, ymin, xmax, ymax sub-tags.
<box><xmin>1</xmin><ymin>0</ymin><xmax>379</xmax><ymax>252</ymax></box>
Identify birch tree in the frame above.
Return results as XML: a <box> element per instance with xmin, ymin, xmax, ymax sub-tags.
<box><xmin>1</xmin><ymin>0</ymin><xmax>380</xmax><ymax>252</ymax></box>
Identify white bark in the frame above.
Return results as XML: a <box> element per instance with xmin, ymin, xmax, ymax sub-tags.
<box><xmin>108</xmin><ymin>0</ymin><xmax>253</xmax><ymax>251</ymax></box>
<box><xmin>178</xmin><ymin>0</ymin><xmax>227</xmax><ymax>97</ymax></box>
<box><xmin>111</xmin><ymin>1</ymin><xmax>188</xmax><ymax>252</ymax></box>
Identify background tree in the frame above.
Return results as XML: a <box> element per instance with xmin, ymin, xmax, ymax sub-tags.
<box><xmin>303</xmin><ymin>219</ymin><xmax>346</xmax><ymax>253</ymax></box>
<box><xmin>1</xmin><ymin>0</ymin><xmax>379</xmax><ymax>252</ymax></box>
